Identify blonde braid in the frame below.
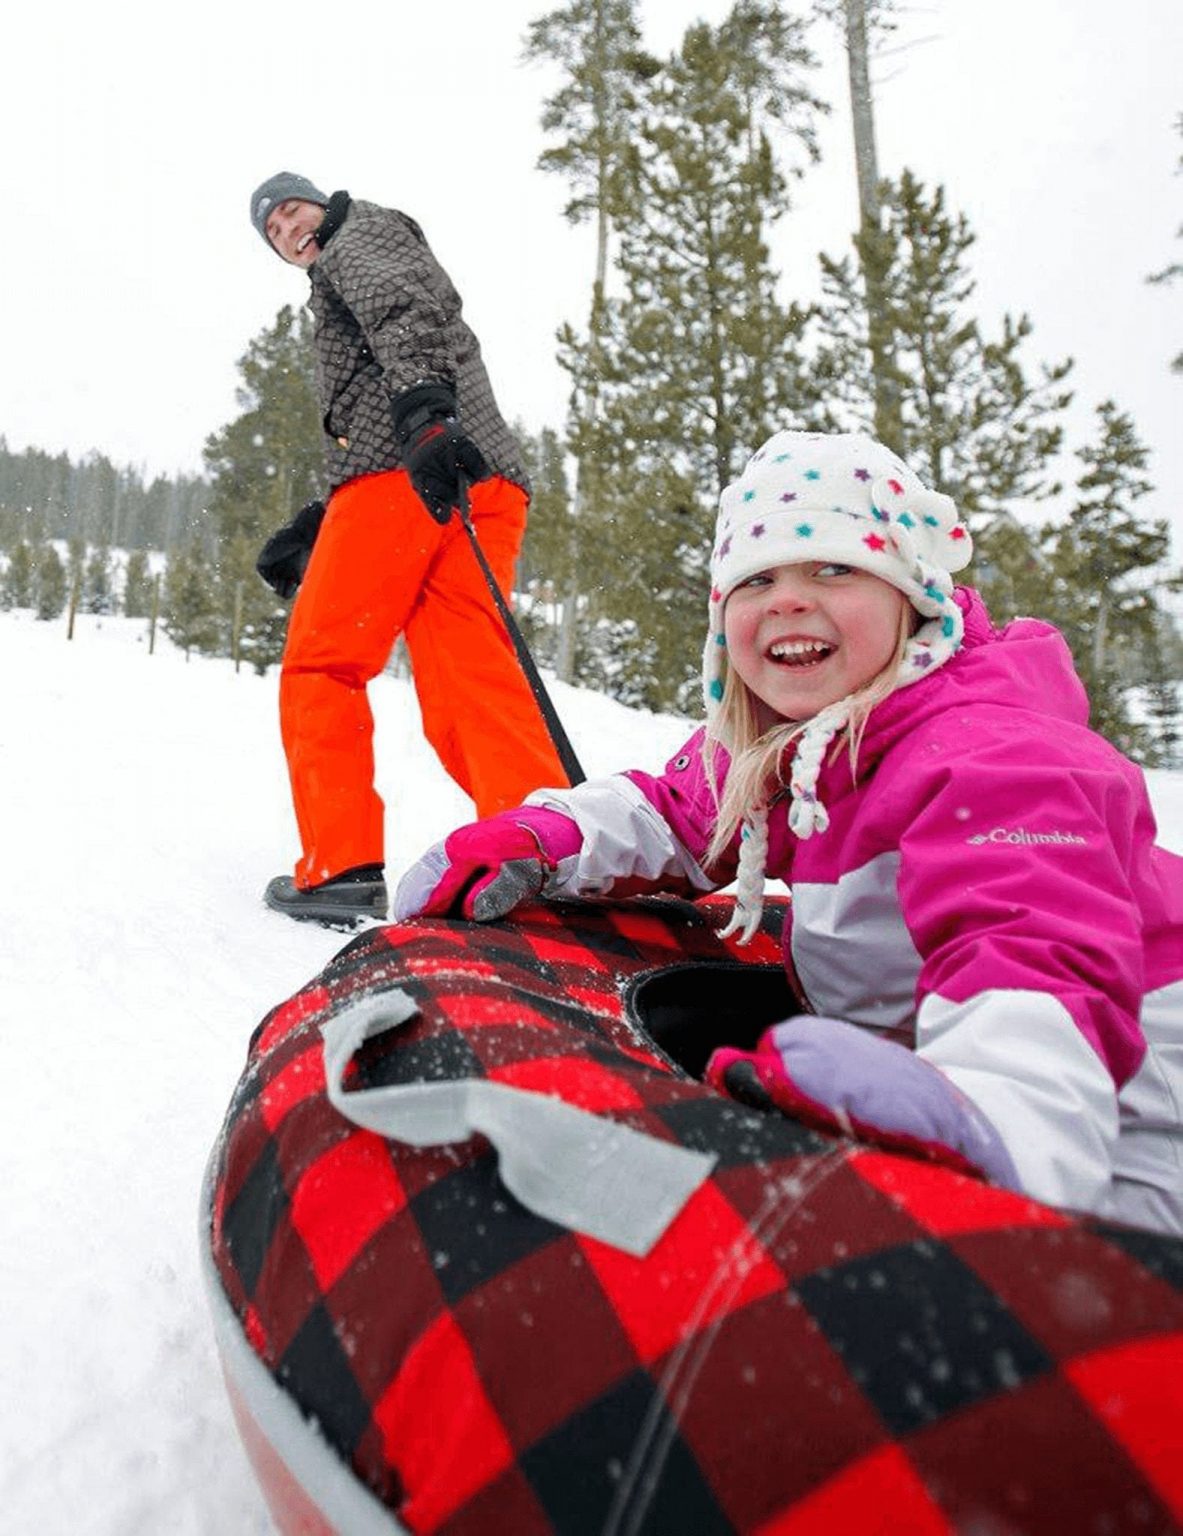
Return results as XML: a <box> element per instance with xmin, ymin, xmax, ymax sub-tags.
<box><xmin>718</xmin><ymin>802</ymin><xmax>770</xmax><ymax>944</ymax></box>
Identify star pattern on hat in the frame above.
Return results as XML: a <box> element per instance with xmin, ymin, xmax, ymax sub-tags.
<box><xmin>706</xmin><ymin>430</ymin><xmax>971</xmax><ymax>945</ymax></box>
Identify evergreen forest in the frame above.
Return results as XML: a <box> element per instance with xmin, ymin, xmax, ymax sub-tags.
<box><xmin>1</xmin><ymin>1</ymin><xmax>1179</xmax><ymax>763</ymax></box>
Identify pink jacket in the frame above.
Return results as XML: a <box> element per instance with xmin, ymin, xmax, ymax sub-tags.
<box><xmin>529</xmin><ymin>590</ymin><xmax>1183</xmax><ymax>1233</ymax></box>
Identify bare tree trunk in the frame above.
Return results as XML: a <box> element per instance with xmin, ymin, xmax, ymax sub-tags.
<box><xmin>843</xmin><ymin>0</ymin><xmax>901</xmax><ymax>450</ymax></box>
<box><xmin>1093</xmin><ymin>596</ymin><xmax>1109</xmax><ymax>680</ymax></box>
<box><xmin>845</xmin><ymin>0</ymin><xmax>879</xmax><ymax>225</ymax></box>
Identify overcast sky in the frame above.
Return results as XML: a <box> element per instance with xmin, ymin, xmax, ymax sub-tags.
<box><xmin>4</xmin><ymin>0</ymin><xmax>1180</xmax><ymax>548</ymax></box>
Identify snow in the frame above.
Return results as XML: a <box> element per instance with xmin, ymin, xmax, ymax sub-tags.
<box><xmin>1</xmin><ymin>609</ymin><xmax>1179</xmax><ymax>1534</ymax></box>
<box><xmin>0</xmin><ymin>609</ymin><xmax>691</xmax><ymax>1533</ymax></box>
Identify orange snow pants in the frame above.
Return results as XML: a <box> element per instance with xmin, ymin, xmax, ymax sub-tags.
<box><xmin>280</xmin><ymin>470</ymin><xmax>569</xmax><ymax>889</ymax></box>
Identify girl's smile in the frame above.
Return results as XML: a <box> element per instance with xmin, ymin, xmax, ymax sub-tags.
<box><xmin>723</xmin><ymin>561</ymin><xmax>909</xmax><ymax>724</ymax></box>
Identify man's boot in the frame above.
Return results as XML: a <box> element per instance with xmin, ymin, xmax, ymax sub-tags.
<box><xmin>263</xmin><ymin>865</ymin><xmax>388</xmax><ymax>926</ymax></box>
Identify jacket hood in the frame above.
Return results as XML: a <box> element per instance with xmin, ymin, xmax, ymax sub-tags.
<box><xmin>856</xmin><ymin>587</ymin><xmax>1091</xmax><ymax>766</ymax></box>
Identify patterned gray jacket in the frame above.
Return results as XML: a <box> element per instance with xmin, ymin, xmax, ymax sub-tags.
<box><xmin>307</xmin><ymin>198</ymin><xmax>527</xmax><ymax>493</ymax></box>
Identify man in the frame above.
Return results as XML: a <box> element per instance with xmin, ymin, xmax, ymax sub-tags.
<box><xmin>249</xmin><ymin>172</ymin><xmax>569</xmax><ymax>924</ymax></box>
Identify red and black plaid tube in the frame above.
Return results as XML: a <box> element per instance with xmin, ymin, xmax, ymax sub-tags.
<box><xmin>207</xmin><ymin>896</ymin><xmax>1183</xmax><ymax>1535</ymax></box>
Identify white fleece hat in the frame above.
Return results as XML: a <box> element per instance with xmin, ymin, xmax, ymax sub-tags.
<box><xmin>704</xmin><ymin>430</ymin><xmax>973</xmax><ymax>940</ymax></box>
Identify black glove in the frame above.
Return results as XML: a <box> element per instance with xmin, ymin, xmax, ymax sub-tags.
<box><xmin>392</xmin><ymin>382</ymin><xmax>489</xmax><ymax>524</ymax></box>
<box><xmin>255</xmin><ymin>500</ymin><xmax>327</xmax><ymax>599</ymax></box>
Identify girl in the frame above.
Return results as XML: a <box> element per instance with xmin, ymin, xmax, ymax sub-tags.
<box><xmin>394</xmin><ymin>431</ymin><xmax>1183</xmax><ymax>1236</ymax></box>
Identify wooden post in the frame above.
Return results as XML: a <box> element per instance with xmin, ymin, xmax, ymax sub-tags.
<box><xmin>66</xmin><ymin>560</ymin><xmax>82</xmax><ymax>641</ymax></box>
<box><xmin>232</xmin><ymin>580</ymin><xmax>245</xmax><ymax>674</ymax></box>
<box><xmin>148</xmin><ymin>572</ymin><xmax>160</xmax><ymax>656</ymax></box>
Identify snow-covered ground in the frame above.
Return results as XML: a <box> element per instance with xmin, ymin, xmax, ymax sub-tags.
<box><xmin>0</xmin><ymin>609</ymin><xmax>691</xmax><ymax>1533</ymax></box>
<box><xmin>1</xmin><ymin>609</ymin><xmax>1180</xmax><ymax>1534</ymax></box>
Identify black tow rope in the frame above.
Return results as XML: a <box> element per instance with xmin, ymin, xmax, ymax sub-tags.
<box><xmin>453</xmin><ymin>477</ymin><xmax>586</xmax><ymax>787</ymax></box>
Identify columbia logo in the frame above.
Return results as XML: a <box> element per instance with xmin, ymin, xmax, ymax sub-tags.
<box><xmin>967</xmin><ymin>827</ymin><xmax>1088</xmax><ymax>847</ymax></box>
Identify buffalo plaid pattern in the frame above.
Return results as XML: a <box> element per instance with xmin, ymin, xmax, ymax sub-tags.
<box><xmin>207</xmin><ymin>897</ymin><xmax>1183</xmax><ymax>1535</ymax></box>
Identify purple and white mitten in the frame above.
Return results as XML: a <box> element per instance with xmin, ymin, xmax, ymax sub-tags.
<box><xmin>707</xmin><ymin>1014</ymin><xmax>1021</xmax><ymax>1189</ymax></box>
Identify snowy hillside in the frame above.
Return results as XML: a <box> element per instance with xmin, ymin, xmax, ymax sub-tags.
<box><xmin>2</xmin><ymin>610</ymin><xmax>1180</xmax><ymax>1534</ymax></box>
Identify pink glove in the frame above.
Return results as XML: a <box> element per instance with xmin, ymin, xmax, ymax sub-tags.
<box><xmin>707</xmin><ymin>1015</ymin><xmax>1021</xmax><ymax>1189</ymax></box>
<box><xmin>393</xmin><ymin>807</ymin><xmax>583</xmax><ymax>922</ymax></box>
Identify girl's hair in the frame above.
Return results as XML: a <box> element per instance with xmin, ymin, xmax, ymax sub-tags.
<box><xmin>703</xmin><ymin>600</ymin><xmax>914</xmax><ymax>868</ymax></box>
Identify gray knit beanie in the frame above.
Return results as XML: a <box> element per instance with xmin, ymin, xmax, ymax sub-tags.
<box><xmin>249</xmin><ymin>172</ymin><xmax>329</xmax><ymax>248</ymax></box>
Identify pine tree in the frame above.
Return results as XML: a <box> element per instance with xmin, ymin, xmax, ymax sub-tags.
<box><xmin>516</xmin><ymin>424</ymin><xmax>575</xmax><ymax>669</ymax></box>
<box><xmin>1</xmin><ymin>539</ymin><xmax>35</xmax><ymax>609</ymax></box>
<box><xmin>66</xmin><ymin>535</ymin><xmax>86</xmax><ymax>597</ymax></box>
<box><xmin>0</xmin><ymin>441</ymin><xmax>212</xmax><ymax>554</ymax></box>
<box><xmin>83</xmin><ymin>542</ymin><xmax>116</xmax><ymax>615</ymax></box>
<box><xmin>204</xmin><ymin>305</ymin><xmax>324</xmax><ymax>546</ymax></box>
<box><xmin>524</xmin><ymin>0</ymin><xmax>657</xmax><ymax>681</ymax></box>
<box><xmin>0</xmin><ymin>502</ymin><xmax>21</xmax><ymax>553</ymax></box>
<box><xmin>162</xmin><ymin>543</ymin><xmax>222</xmax><ymax>659</ymax></box>
<box><xmin>36</xmin><ymin>544</ymin><xmax>68</xmax><ymax>621</ymax></box>
<box><xmin>202</xmin><ymin>304</ymin><xmax>325</xmax><ymax>668</ymax></box>
<box><xmin>1147</xmin><ymin>113</ymin><xmax>1182</xmax><ymax>374</ymax></box>
<box><xmin>1141</xmin><ymin>633</ymin><xmax>1181</xmax><ymax>768</ymax></box>
<box><xmin>221</xmin><ymin>532</ymin><xmax>290</xmax><ymax>675</ymax></box>
<box><xmin>123</xmin><ymin>550</ymin><xmax>153</xmax><ymax>618</ymax></box>
<box><xmin>811</xmin><ymin>170</ymin><xmax>1073</xmax><ymax>616</ymax></box>
<box><xmin>568</xmin><ymin>1</ymin><xmax>824</xmax><ymax>708</ymax></box>
<box><xmin>1042</xmin><ymin>401</ymin><xmax>1176</xmax><ymax>755</ymax></box>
